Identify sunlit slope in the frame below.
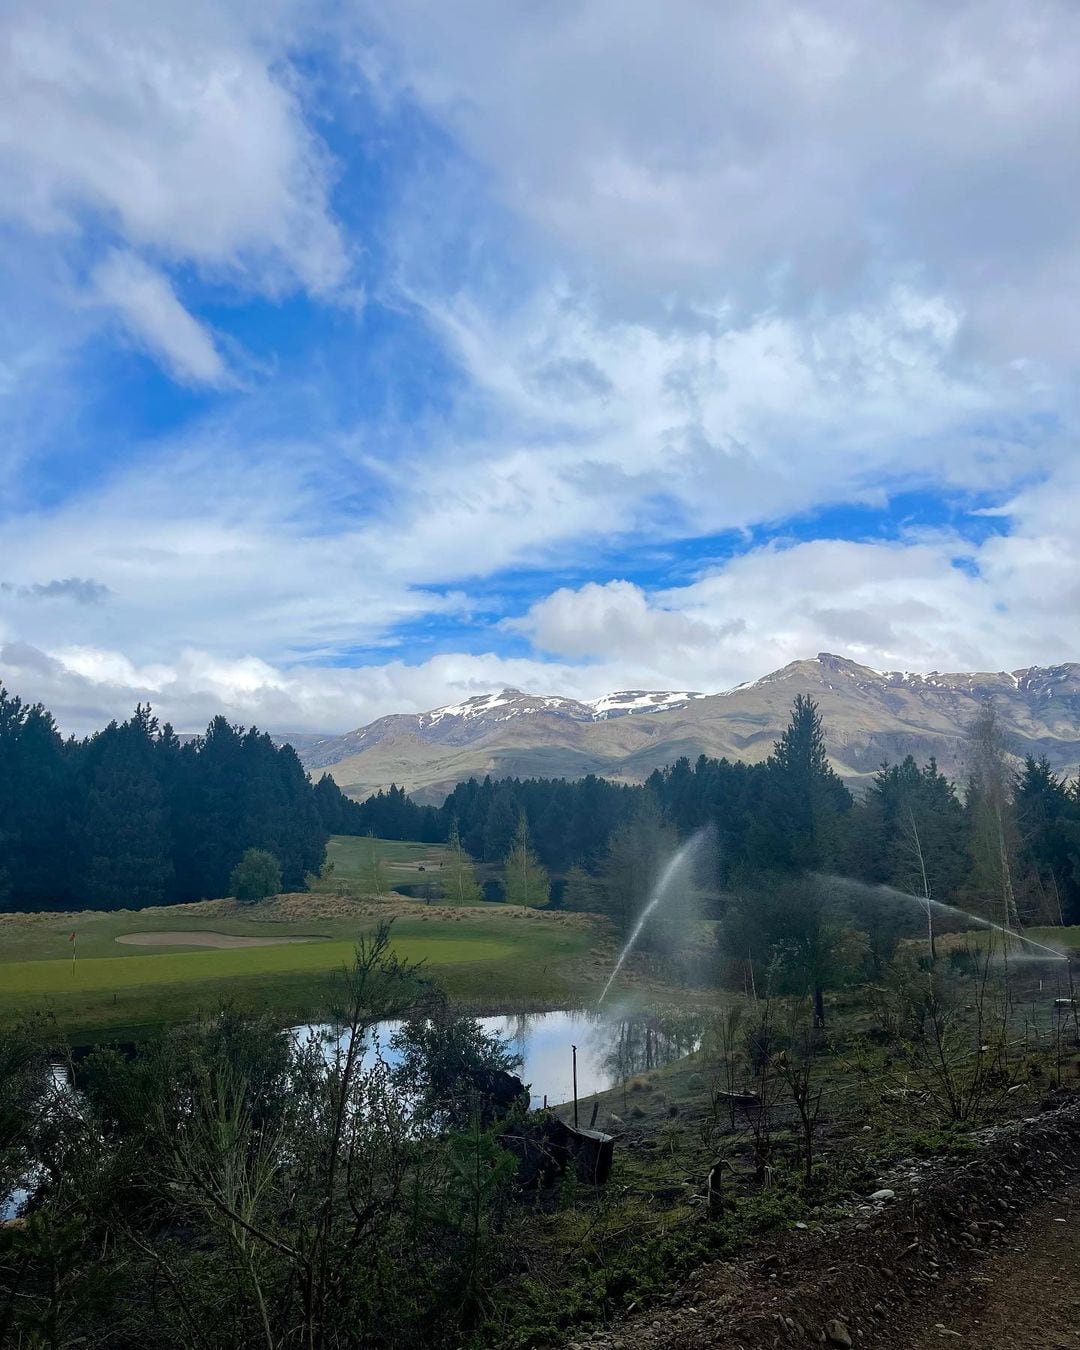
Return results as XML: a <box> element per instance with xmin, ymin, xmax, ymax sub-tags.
<box><xmin>313</xmin><ymin>654</ymin><xmax>1080</xmax><ymax>800</ymax></box>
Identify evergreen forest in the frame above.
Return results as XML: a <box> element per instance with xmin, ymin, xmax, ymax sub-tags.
<box><xmin>0</xmin><ymin>690</ymin><xmax>355</xmax><ymax>912</ymax></box>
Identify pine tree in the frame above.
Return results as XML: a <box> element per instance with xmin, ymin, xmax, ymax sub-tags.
<box><xmin>1013</xmin><ymin>757</ymin><xmax>1080</xmax><ymax>924</ymax></box>
<box><xmin>562</xmin><ymin>865</ymin><xmax>598</xmax><ymax>912</ymax></box>
<box><xmin>600</xmin><ymin>795</ymin><xmax>679</xmax><ymax>946</ymax></box>
<box><xmin>751</xmin><ymin>695</ymin><xmax>851</xmax><ymax>872</ymax></box>
<box><xmin>185</xmin><ymin>716</ymin><xmax>246</xmax><ymax>901</ymax></box>
<box><xmin>0</xmin><ymin>688</ymin><xmax>75</xmax><ymax>909</ymax></box>
<box><xmin>79</xmin><ymin>707</ymin><xmax>173</xmax><ymax>910</ymax></box>
<box><xmin>483</xmin><ymin>786</ymin><xmax>518</xmax><ymax>862</ymax></box>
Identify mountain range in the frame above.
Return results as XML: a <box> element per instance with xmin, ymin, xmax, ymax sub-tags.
<box><xmin>294</xmin><ymin>654</ymin><xmax>1080</xmax><ymax>802</ymax></box>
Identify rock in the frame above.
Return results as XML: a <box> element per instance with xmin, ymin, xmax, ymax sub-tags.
<box><xmin>869</xmin><ymin>1188</ymin><xmax>896</xmax><ymax>1203</ymax></box>
<box><xmin>824</xmin><ymin>1319</ymin><xmax>853</xmax><ymax>1347</ymax></box>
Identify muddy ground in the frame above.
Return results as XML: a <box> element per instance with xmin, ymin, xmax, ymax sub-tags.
<box><xmin>570</xmin><ymin>1093</ymin><xmax>1080</xmax><ymax>1348</ymax></box>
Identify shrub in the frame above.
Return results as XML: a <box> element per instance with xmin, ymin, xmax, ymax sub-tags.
<box><xmin>230</xmin><ymin>848</ymin><xmax>282</xmax><ymax>903</ymax></box>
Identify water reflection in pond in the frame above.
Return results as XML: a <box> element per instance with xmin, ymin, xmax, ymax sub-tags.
<box><xmin>1</xmin><ymin>1062</ymin><xmax>70</xmax><ymax>1222</ymax></box>
<box><xmin>2</xmin><ymin>1011</ymin><xmax>702</xmax><ymax>1221</ymax></box>
<box><xmin>295</xmin><ymin>1007</ymin><xmax>702</xmax><ymax>1110</ymax></box>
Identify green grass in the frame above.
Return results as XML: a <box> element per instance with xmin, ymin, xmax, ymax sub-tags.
<box><xmin>0</xmin><ymin>933</ymin><xmax>538</xmax><ymax>1041</ymax></box>
<box><xmin>0</xmin><ymin>840</ymin><xmax>601</xmax><ymax>1040</ymax></box>
<box><xmin>0</xmin><ymin>936</ymin><xmax>517</xmax><ymax>996</ymax></box>
<box><xmin>311</xmin><ymin>836</ymin><xmax>455</xmax><ymax>895</ymax></box>
<box><xmin>0</xmin><ymin>923</ymin><xmax>594</xmax><ymax>1039</ymax></box>
<box><xmin>939</xmin><ymin>924</ymin><xmax>1080</xmax><ymax>957</ymax></box>
<box><xmin>1026</xmin><ymin>925</ymin><xmax>1080</xmax><ymax>951</ymax></box>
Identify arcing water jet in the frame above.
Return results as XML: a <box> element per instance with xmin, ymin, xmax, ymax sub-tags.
<box><xmin>824</xmin><ymin>875</ymin><xmax>1068</xmax><ymax>961</ymax></box>
<box><xmin>598</xmin><ymin>827</ymin><xmax>712</xmax><ymax>1006</ymax></box>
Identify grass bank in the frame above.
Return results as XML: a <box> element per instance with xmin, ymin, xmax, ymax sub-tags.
<box><xmin>0</xmin><ymin>887</ymin><xmax>600</xmax><ymax>1041</ymax></box>
<box><xmin>310</xmin><ymin>835</ymin><xmax>464</xmax><ymax>897</ymax></box>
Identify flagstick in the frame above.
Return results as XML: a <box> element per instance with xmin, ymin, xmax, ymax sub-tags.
<box><xmin>72</xmin><ymin>934</ymin><xmax>76</xmax><ymax>977</ymax></box>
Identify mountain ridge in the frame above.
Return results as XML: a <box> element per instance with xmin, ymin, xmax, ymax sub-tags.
<box><xmin>296</xmin><ymin>654</ymin><xmax>1080</xmax><ymax>803</ymax></box>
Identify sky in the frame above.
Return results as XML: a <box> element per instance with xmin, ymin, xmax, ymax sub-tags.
<box><xmin>2</xmin><ymin>0</ymin><xmax>1080</xmax><ymax>735</ymax></box>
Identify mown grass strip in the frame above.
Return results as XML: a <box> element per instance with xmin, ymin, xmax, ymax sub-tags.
<box><xmin>0</xmin><ymin>935</ymin><xmax>519</xmax><ymax>996</ymax></box>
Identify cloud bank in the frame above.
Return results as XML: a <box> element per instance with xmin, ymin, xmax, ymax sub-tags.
<box><xmin>2</xmin><ymin>1</ymin><xmax>1079</xmax><ymax>736</ymax></box>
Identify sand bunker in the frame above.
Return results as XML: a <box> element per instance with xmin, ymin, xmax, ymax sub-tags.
<box><xmin>116</xmin><ymin>931</ymin><xmax>326</xmax><ymax>949</ymax></box>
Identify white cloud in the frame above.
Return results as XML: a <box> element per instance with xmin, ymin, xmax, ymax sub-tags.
<box><xmin>2</xmin><ymin>0</ymin><xmax>1080</xmax><ymax>736</ymax></box>
<box><xmin>0</xmin><ymin>640</ymin><xmax>610</xmax><ymax>735</ymax></box>
<box><xmin>92</xmin><ymin>251</ymin><xmax>228</xmax><ymax>386</ymax></box>
<box><xmin>0</xmin><ymin>258</ymin><xmax>1069</xmax><ymax>734</ymax></box>
<box><xmin>0</xmin><ymin>0</ymin><xmax>351</xmax><ymax>383</ymax></box>
<box><xmin>0</xmin><ymin>0</ymin><xmax>348</xmax><ymax>292</ymax></box>
<box><xmin>360</xmin><ymin>1</ymin><xmax>1080</xmax><ymax>359</ymax></box>
<box><xmin>381</xmin><ymin>282</ymin><xmax>1042</xmax><ymax>580</ymax></box>
<box><xmin>511</xmin><ymin>491</ymin><xmax>1080</xmax><ymax>689</ymax></box>
<box><xmin>7</xmin><ymin>481</ymin><xmax>1080</xmax><ymax>737</ymax></box>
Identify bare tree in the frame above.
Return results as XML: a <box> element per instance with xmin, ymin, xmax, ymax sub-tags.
<box><xmin>858</xmin><ymin>952</ymin><xmax>1012</xmax><ymax>1123</ymax></box>
<box><xmin>709</xmin><ymin>1000</ymin><xmax>747</xmax><ymax>1130</ymax></box>
<box><xmin>967</xmin><ymin>700</ymin><xmax>1020</xmax><ymax>931</ymax></box>
<box><xmin>773</xmin><ymin>1007</ymin><xmax>826</xmax><ymax>1188</ymax></box>
<box><xmin>902</xmin><ymin>805</ymin><xmax>937</xmax><ymax>963</ymax></box>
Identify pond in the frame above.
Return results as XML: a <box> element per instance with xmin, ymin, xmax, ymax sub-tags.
<box><xmin>1</xmin><ymin>1063</ymin><xmax>69</xmax><ymax>1222</ymax></box>
<box><xmin>294</xmin><ymin>1006</ymin><xmax>703</xmax><ymax>1111</ymax></box>
<box><xmin>2</xmin><ymin>1007</ymin><xmax>702</xmax><ymax>1221</ymax></box>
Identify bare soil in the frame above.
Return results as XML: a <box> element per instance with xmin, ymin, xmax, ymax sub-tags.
<box><xmin>114</xmin><ymin>930</ymin><xmax>327</xmax><ymax>949</ymax></box>
<box><xmin>904</xmin><ymin>1180</ymin><xmax>1080</xmax><ymax>1348</ymax></box>
<box><xmin>572</xmin><ymin>1094</ymin><xmax>1080</xmax><ymax>1349</ymax></box>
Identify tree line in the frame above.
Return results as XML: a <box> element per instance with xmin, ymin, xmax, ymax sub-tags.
<box><xmin>351</xmin><ymin>696</ymin><xmax>1080</xmax><ymax>927</ymax></box>
<box><xmin>0</xmin><ymin>689</ymin><xmax>357</xmax><ymax>911</ymax></box>
<box><xmin>6</xmin><ymin>681</ymin><xmax>1080</xmax><ymax>927</ymax></box>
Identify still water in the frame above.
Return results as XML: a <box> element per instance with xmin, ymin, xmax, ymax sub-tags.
<box><xmin>2</xmin><ymin>1008</ymin><xmax>701</xmax><ymax>1220</ymax></box>
<box><xmin>294</xmin><ymin>1007</ymin><xmax>702</xmax><ymax>1110</ymax></box>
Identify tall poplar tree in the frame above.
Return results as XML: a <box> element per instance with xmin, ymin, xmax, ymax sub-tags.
<box><xmin>503</xmin><ymin>815</ymin><xmax>549</xmax><ymax>908</ymax></box>
<box><xmin>444</xmin><ymin>823</ymin><xmax>484</xmax><ymax>905</ymax></box>
<box><xmin>965</xmin><ymin>699</ymin><xmax>1021</xmax><ymax>929</ymax></box>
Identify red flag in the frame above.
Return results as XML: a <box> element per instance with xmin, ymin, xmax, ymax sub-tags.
<box><xmin>69</xmin><ymin>932</ymin><xmax>76</xmax><ymax>942</ymax></box>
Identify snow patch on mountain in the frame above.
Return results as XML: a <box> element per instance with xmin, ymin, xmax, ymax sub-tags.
<box><xmin>588</xmin><ymin>690</ymin><xmax>705</xmax><ymax>718</ymax></box>
<box><xmin>413</xmin><ymin>686</ymin><xmax>706</xmax><ymax>729</ymax></box>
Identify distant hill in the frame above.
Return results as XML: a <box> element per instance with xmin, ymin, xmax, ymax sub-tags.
<box><xmin>293</xmin><ymin>654</ymin><xmax>1080</xmax><ymax>802</ymax></box>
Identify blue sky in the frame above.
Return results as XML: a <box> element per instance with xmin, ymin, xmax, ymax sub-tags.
<box><xmin>2</xmin><ymin>0</ymin><xmax>1080</xmax><ymax>733</ymax></box>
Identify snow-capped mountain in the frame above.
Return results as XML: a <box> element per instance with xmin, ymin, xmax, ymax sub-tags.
<box><xmin>299</xmin><ymin>686</ymin><xmax>705</xmax><ymax>769</ymax></box>
<box><xmin>293</xmin><ymin>655</ymin><xmax>1080</xmax><ymax>802</ymax></box>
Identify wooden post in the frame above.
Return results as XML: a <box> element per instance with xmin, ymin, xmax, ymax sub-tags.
<box><xmin>572</xmin><ymin>1044</ymin><xmax>579</xmax><ymax>1129</ymax></box>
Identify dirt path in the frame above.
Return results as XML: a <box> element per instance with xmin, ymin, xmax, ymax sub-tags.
<box><xmin>904</xmin><ymin>1180</ymin><xmax>1080</xmax><ymax>1348</ymax></box>
<box><xmin>573</xmin><ymin>1098</ymin><xmax>1080</xmax><ymax>1350</ymax></box>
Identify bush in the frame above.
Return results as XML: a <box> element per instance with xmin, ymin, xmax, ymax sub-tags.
<box><xmin>230</xmin><ymin>848</ymin><xmax>282</xmax><ymax>903</ymax></box>
<box><xmin>947</xmin><ymin>945</ymin><xmax>980</xmax><ymax>976</ymax></box>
